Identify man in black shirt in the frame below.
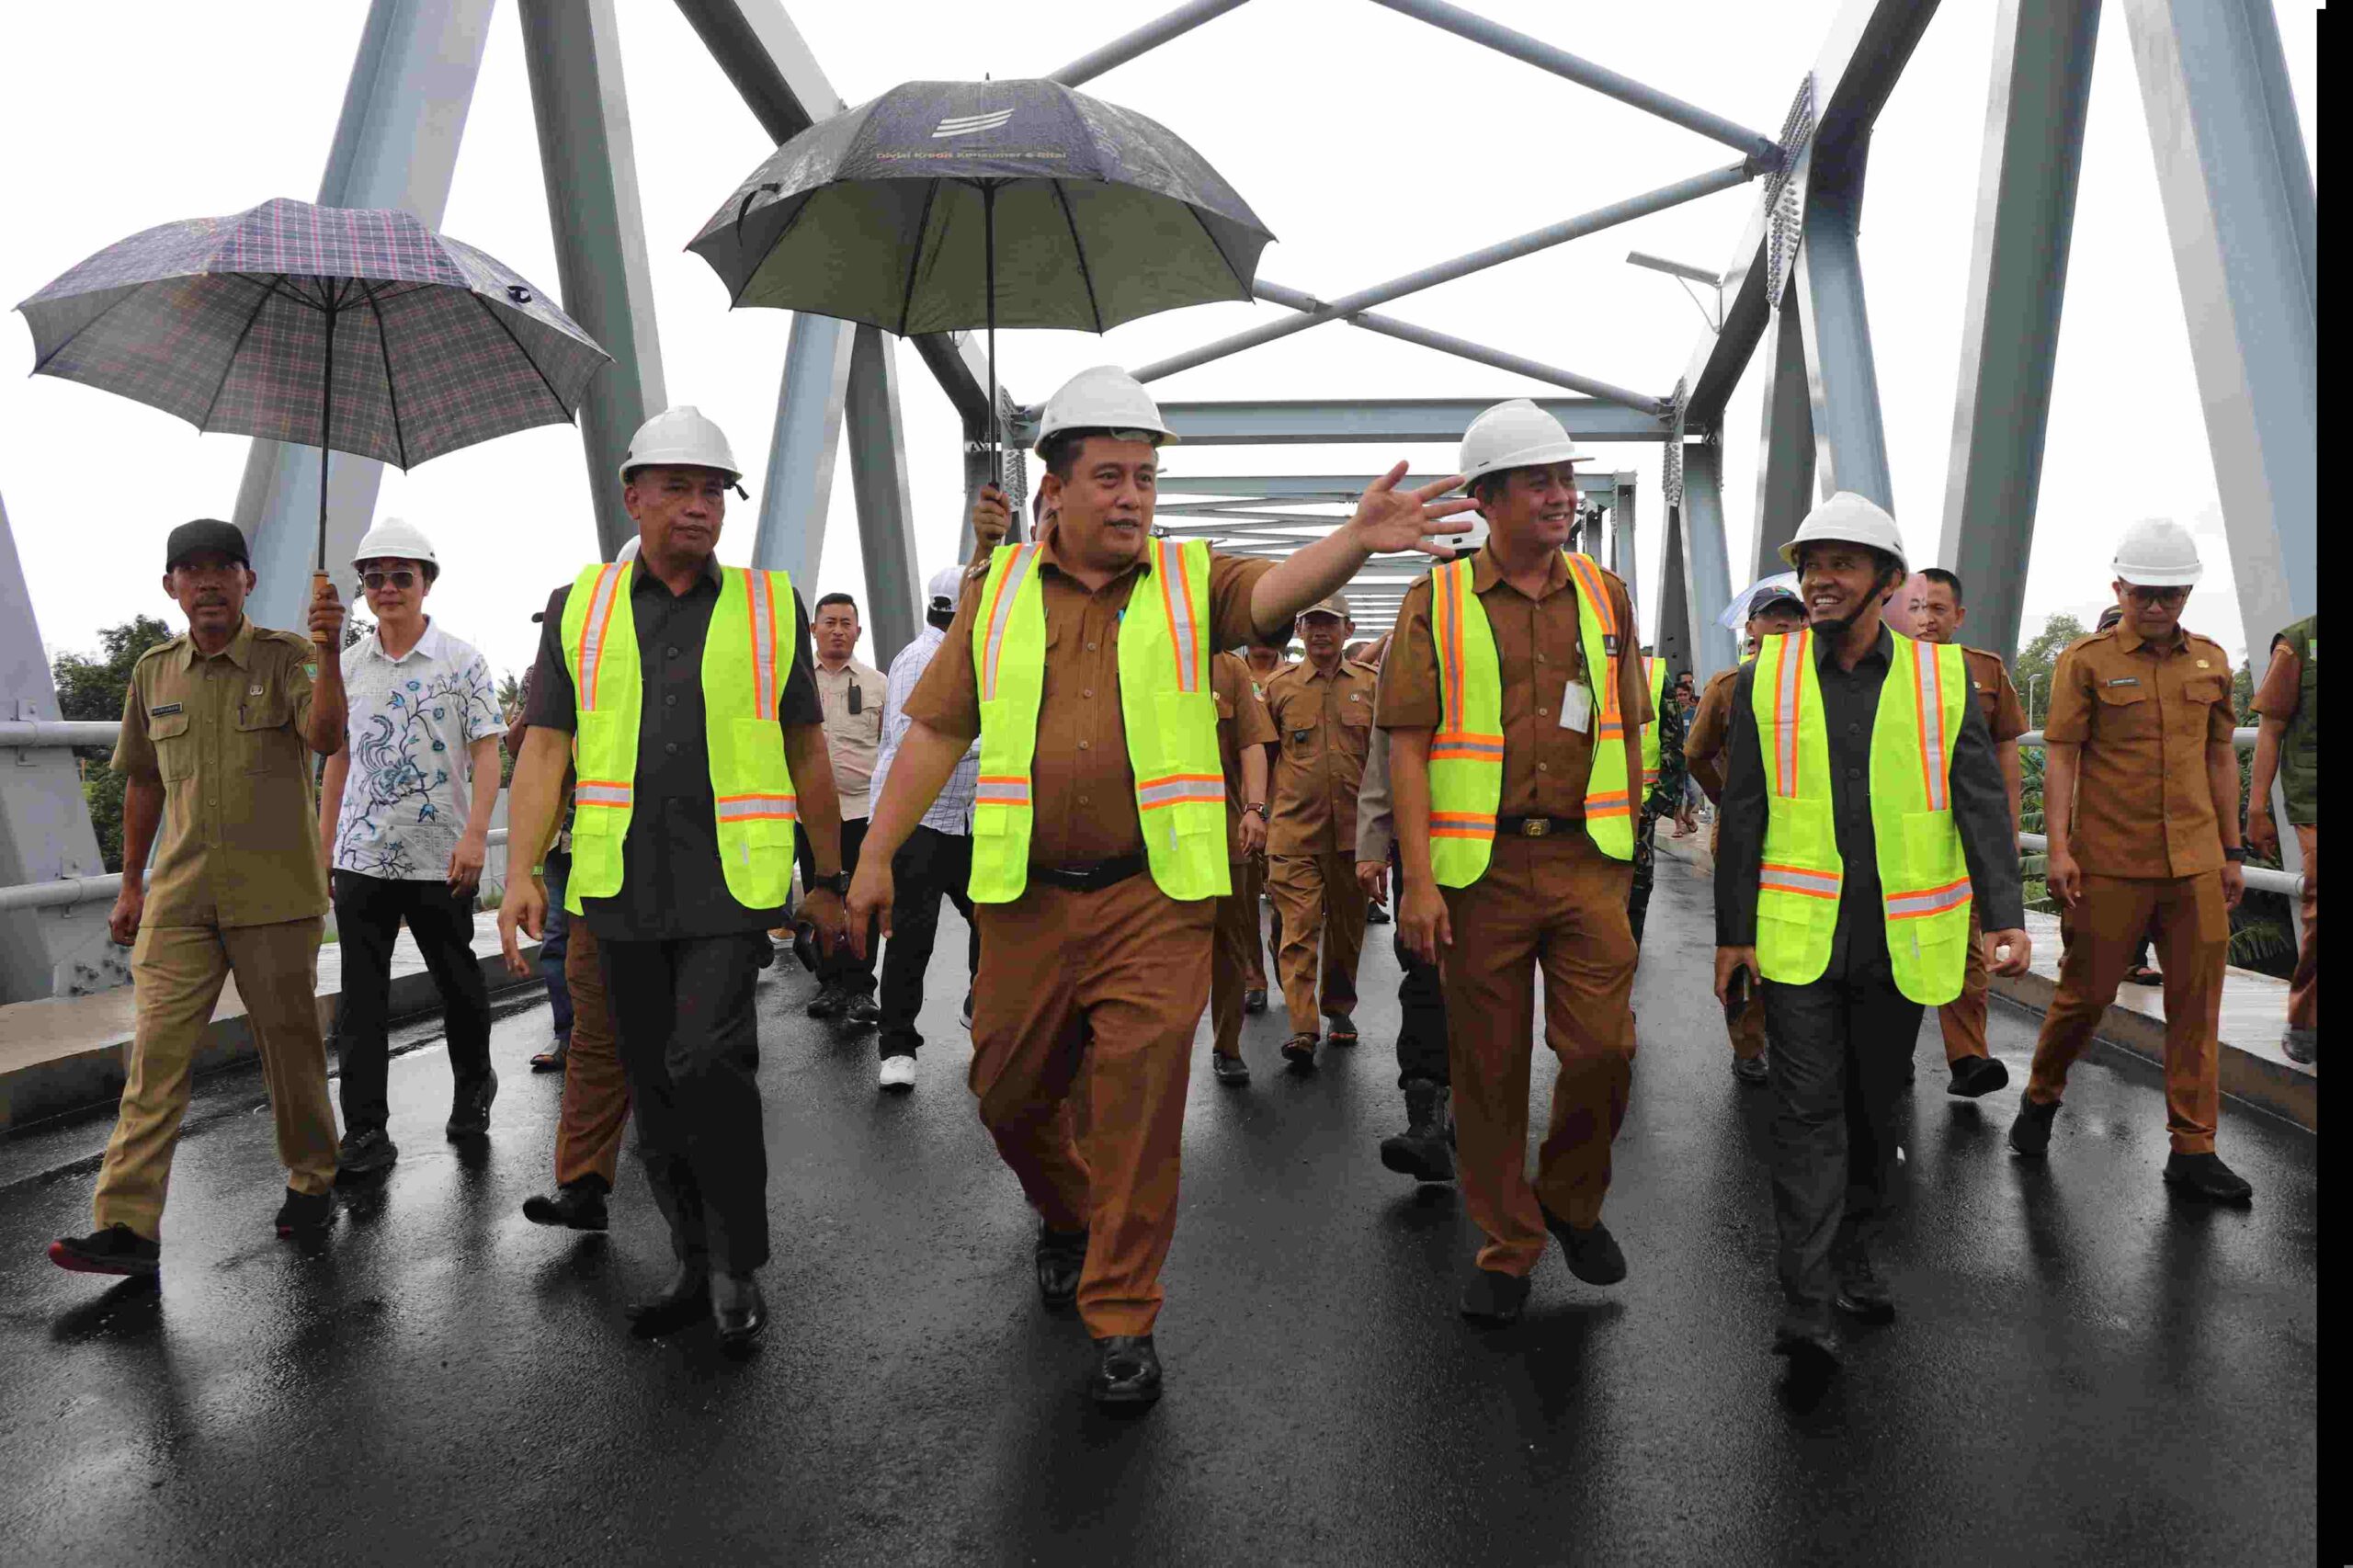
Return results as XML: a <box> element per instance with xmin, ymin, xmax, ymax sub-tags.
<box><xmin>500</xmin><ymin>407</ymin><xmax>848</xmax><ymax>1351</ymax></box>
<box><xmin>1712</xmin><ymin>494</ymin><xmax>2029</xmax><ymax>1369</ymax></box>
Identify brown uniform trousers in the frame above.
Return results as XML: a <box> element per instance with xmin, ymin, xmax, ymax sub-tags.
<box><xmin>971</xmin><ymin>876</ymin><xmax>1214</xmax><ymax>1337</ymax></box>
<box><xmin>1267</xmin><ymin>853</ymin><xmax>1366</xmax><ymax>1035</ymax></box>
<box><xmin>2028</xmin><ymin>872</ymin><xmax>2228</xmax><ymax>1153</ymax></box>
<box><xmin>95</xmin><ymin>916</ymin><xmax>339</xmax><ymax>1238</ymax></box>
<box><xmin>1692</xmin><ymin>670</ymin><xmax>1764</xmax><ymax>1060</ymax></box>
<box><xmin>1708</xmin><ymin>817</ymin><xmax>1768</xmax><ymax>1060</ymax></box>
<box><xmin>1211</xmin><ymin>862</ymin><xmax>1261</xmax><ymax>1062</ymax></box>
<box><xmin>1441</xmin><ymin>833</ymin><xmax>1638</xmax><ymax>1275</ymax></box>
<box><xmin>1264</xmin><ymin>661</ymin><xmax>1376</xmax><ymax>1037</ymax></box>
<box><xmin>552</xmin><ymin>918</ymin><xmax>630</xmax><ymax>1187</ymax></box>
<box><xmin>1934</xmin><ymin>649</ymin><xmax>2027</xmax><ymax>1066</ymax></box>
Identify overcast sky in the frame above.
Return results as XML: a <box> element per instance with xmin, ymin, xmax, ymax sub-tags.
<box><xmin>0</xmin><ymin>0</ymin><xmax>2316</xmax><ymax>685</ymax></box>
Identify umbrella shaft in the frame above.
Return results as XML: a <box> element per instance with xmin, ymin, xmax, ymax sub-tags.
<box><xmin>984</xmin><ymin>186</ymin><xmax>999</xmax><ymax>487</ymax></box>
<box><xmin>318</xmin><ymin>289</ymin><xmax>335</xmax><ymax>573</ymax></box>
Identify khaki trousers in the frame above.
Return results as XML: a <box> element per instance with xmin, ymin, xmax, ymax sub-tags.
<box><xmin>1267</xmin><ymin>848</ymin><xmax>1366</xmax><ymax>1035</ymax></box>
<box><xmin>1239</xmin><ymin>855</ymin><xmax>1270</xmax><ymax>990</ymax></box>
<box><xmin>1935</xmin><ymin>904</ymin><xmax>1995</xmax><ymax>1065</ymax></box>
<box><xmin>95</xmin><ymin>915</ymin><xmax>338</xmax><ymax>1240</ymax></box>
<box><xmin>972</xmin><ymin>873</ymin><xmax>1213</xmax><ymax>1338</ymax></box>
<box><xmin>2027</xmin><ymin>873</ymin><xmax>2227</xmax><ymax>1153</ymax></box>
<box><xmin>1210</xmin><ymin>860</ymin><xmax>1258</xmax><ymax>1060</ymax></box>
<box><xmin>2289</xmin><ymin>824</ymin><xmax>2317</xmax><ymax>1034</ymax></box>
<box><xmin>1711</xmin><ymin>818</ymin><xmax>1766</xmax><ymax>1059</ymax></box>
<box><xmin>553</xmin><ymin>918</ymin><xmax>630</xmax><ymax>1187</ymax></box>
<box><xmin>1440</xmin><ymin>833</ymin><xmax>1638</xmax><ymax>1276</ymax></box>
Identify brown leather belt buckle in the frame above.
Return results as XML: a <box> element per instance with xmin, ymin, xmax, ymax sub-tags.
<box><xmin>1519</xmin><ymin>818</ymin><xmax>1552</xmax><ymax>838</ymax></box>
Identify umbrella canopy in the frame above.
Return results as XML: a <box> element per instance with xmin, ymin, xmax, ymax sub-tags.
<box><xmin>687</xmin><ymin>78</ymin><xmax>1274</xmax><ymax>336</ymax></box>
<box><xmin>17</xmin><ymin>197</ymin><xmax>609</xmax><ymax>472</ymax></box>
<box><xmin>1720</xmin><ymin>571</ymin><xmax>1802</xmax><ymax>630</ymax></box>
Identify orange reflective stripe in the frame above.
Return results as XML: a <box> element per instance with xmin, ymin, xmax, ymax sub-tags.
<box><xmin>576</xmin><ymin>563</ymin><xmax>625</xmax><ymax>712</ymax></box>
<box><xmin>1761</xmin><ymin>861</ymin><xmax>1842</xmax><ymax>899</ymax></box>
<box><xmin>715</xmin><ymin>791</ymin><xmax>798</xmax><ymax>823</ymax></box>
<box><xmin>1430</xmin><ymin>811</ymin><xmax>1496</xmax><ymax>839</ymax></box>
<box><xmin>1430</xmin><ymin>732</ymin><xmax>1504</xmax><ymax>762</ymax></box>
<box><xmin>1586</xmin><ymin>790</ymin><xmax>1631</xmax><ymax>818</ymax></box>
<box><xmin>1774</xmin><ymin>630</ymin><xmax>1808</xmax><ymax>798</ymax></box>
<box><xmin>1137</xmin><ymin>772</ymin><xmax>1224</xmax><ymax>810</ymax></box>
<box><xmin>979</xmin><ymin>543</ymin><xmax>1044</xmax><ymax>702</ymax></box>
<box><xmin>1154</xmin><ymin>539</ymin><xmax>1203</xmax><ymax>694</ymax></box>
<box><xmin>745</xmin><ymin>568</ymin><xmax>779</xmax><ymax>721</ymax></box>
<box><xmin>975</xmin><ymin>776</ymin><xmax>1032</xmax><ymax>806</ymax></box>
<box><xmin>1436</xmin><ymin>562</ymin><xmax>1465</xmax><ymax>727</ymax></box>
<box><xmin>1565</xmin><ymin>551</ymin><xmax>1621</xmax><ymax>722</ymax></box>
<box><xmin>1886</xmin><ymin>876</ymin><xmax>1972</xmax><ymax>920</ymax></box>
<box><xmin>1914</xmin><ymin>640</ymin><xmax>1948</xmax><ymax>812</ymax></box>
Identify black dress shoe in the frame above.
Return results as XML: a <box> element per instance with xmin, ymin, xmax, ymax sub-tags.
<box><xmin>337</xmin><ymin>1125</ymin><xmax>398</xmax><ymax>1177</ymax></box>
<box><xmin>2008</xmin><ymin>1096</ymin><xmax>2060</xmax><ymax>1157</ymax></box>
<box><xmin>1089</xmin><ymin>1335</ymin><xmax>1163</xmax><ymax>1407</ymax></box>
<box><xmin>1540</xmin><ymin>1204</ymin><xmax>1627</xmax><ymax>1286</ymax></box>
<box><xmin>1365</xmin><ymin>899</ymin><xmax>1392</xmax><ymax>926</ymax></box>
<box><xmin>1242</xmin><ymin>988</ymin><xmax>1267</xmax><ymax>1015</ymax></box>
<box><xmin>1833</xmin><ymin>1244</ymin><xmax>1895</xmax><ymax>1323</ymax></box>
<box><xmin>48</xmin><ymin>1223</ymin><xmax>161</xmax><ymax>1278</ymax></box>
<box><xmin>2164</xmin><ymin>1151</ymin><xmax>2255</xmax><ymax>1205</ymax></box>
<box><xmin>806</xmin><ymin>986</ymin><xmax>847</xmax><ymax>1019</ymax></box>
<box><xmin>1771</xmin><ymin>1308</ymin><xmax>1841</xmax><ymax>1369</ymax></box>
<box><xmin>521</xmin><ymin>1177</ymin><xmax>610</xmax><ymax>1232</ymax></box>
<box><xmin>274</xmin><ymin>1186</ymin><xmax>335</xmax><ymax>1241</ymax></box>
<box><xmin>529</xmin><ymin>1037</ymin><xmax>569</xmax><ymax>1073</ymax></box>
<box><xmin>1459</xmin><ymin>1267</ymin><xmax>1530</xmax><ymax>1326</ymax></box>
<box><xmin>1732</xmin><ymin>1053</ymin><xmax>1769</xmax><ymax>1085</ymax></box>
<box><xmin>1947</xmin><ymin>1054</ymin><xmax>2010</xmax><ymax>1098</ymax></box>
<box><xmin>846</xmin><ymin>994</ymin><xmax>881</xmax><ymax>1026</ymax></box>
<box><xmin>626</xmin><ymin>1264</ymin><xmax>712</xmax><ymax>1338</ymax></box>
<box><xmin>1211</xmin><ymin>1051</ymin><xmax>1250</xmax><ymax>1086</ymax></box>
<box><xmin>1035</xmin><ymin>1223</ymin><xmax>1088</xmax><ymax>1309</ymax></box>
<box><xmin>445</xmin><ymin>1068</ymin><xmax>497</xmax><ymax>1139</ymax></box>
<box><xmin>713</xmin><ymin>1272</ymin><xmax>767</xmax><ymax>1350</ymax></box>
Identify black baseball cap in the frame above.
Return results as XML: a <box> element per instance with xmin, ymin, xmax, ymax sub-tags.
<box><xmin>164</xmin><ymin>518</ymin><xmax>249</xmax><ymax>571</ymax></box>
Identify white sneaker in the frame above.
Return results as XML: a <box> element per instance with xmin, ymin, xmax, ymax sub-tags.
<box><xmin>879</xmin><ymin>1055</ymin><xmax>916</xmax><ymax>1093</ymax></box>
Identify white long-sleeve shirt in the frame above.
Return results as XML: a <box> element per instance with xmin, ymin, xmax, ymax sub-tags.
<box><xmin>870</xmin><ymin>622</ymin><xmax>981</xmax><ymax>836</ymax></box>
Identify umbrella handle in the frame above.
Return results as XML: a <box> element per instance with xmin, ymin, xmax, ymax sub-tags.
<box><xmin>310</xmin><ymin>571</ymin><xmax>337</xmax><ymax>648</ymax></box>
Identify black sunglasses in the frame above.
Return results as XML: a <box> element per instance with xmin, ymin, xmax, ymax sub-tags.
<box><xmin>359</xmin><ymin>569</ymin><xmax>420</xmax><ymax>591</ymax></box>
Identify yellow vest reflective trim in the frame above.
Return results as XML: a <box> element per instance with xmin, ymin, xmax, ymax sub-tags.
<box><xmin>559</xmin><ymin>561</ymin><xmax>798</xmax><ymax>915</ymax></box>
<box><xmin>1749</xmin><ymin>628</ymin><xmax>1973</xmax><ymax>1004</ymax></box>
<box><xmin>1641</xmin><ymin>656</ymin><xmax>1667</xmax><ymax>785</ymax></box>
<box><xmin>968</xmin><ymin>540</ymin><xmax>1228</xmax><ymax>903</ymax></box>
<box><xmin>1427</xmin><ymin>551</ymin><xmax>1635</xmax><ymax>886</ymax></box>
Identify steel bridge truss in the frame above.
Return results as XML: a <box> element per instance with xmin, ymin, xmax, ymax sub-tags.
<box><xmin>0</xmin><ymin>0</ymin><xmax>2314</xmax><ymax>1000</ymax></box>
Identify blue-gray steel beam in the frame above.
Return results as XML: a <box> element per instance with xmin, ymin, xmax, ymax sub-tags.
<box><xmin>1160</xmin><ymin>399</ymin><xmax>1671</xmax><ymax>447</ymax></box>
<box><xmin>1792</xmin><ymin>167</ymin><xmax>1893</xmax><ymax>509</ymax></box>
<box><xmin>0</xmin><ymin>492</ymin><xmax>117</xmax><ymax>1003</ymax></box>
<box><xmin>1368</xmin><ymin>0</ymin><xmax>1778</xmax><ymax>162</ymax></box>
<box><xmin>1251</xmin><ymin>281</ymin><xmax>1670</xmax><ymax>415</ymax></box>
<box><xmin>753</xmin><ymin>312</ymin><xmax>853</xmax><ymax>588</ymax></box>
<box><xmin>1752</xmin><ymin>291</ymin><xmax>1815</xmax><ymax>578</ymax></box>
<box><xmin>1048</xmin><ymin>0</ymin><xmax>1256</xmax><ymax>86</ymax></box>
<box><xmin>1939</xmin><ymin>0</ymin><xmax>2100</xmax><ymax>660</ymax></box>
<box><xmin>1131</xmin><ymin>162</ymin><xmax>1756</xmax><ymax>385</ymax></box>
<box><xmin>1678</xmin><ymin>440</ymin><xmax>1739</xmax><ymax>679</ymax></box>
<box><xmin>235</xmin><ymin>0</ymin><xmax>494</xmax><ymax>635</ymax></box>
<box><xmin>2119</xmin><ymin>0</ymin><xmax>2316</xmax><ymax>647</ymax></box>
<box><xmin>1610</xmin><ymin>475</ymin><xmax>1639</xmax><ymax>613</ymax></box>
<box><xmin>845</xmin><ymin>326</ymin><xmax>923</xmax><ymax>668</ymax></box>
<box><xmin>1655</xmin><ymin>502</ymin><xmax>1690</xmax><ymax>672</ymax></box>
<box><xmin>520</xmin><ymin>0</ymin><xmax>668</xmax><ymax>562</ymax></box>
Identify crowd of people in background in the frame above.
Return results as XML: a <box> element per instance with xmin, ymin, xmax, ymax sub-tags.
<box><xmin>43</xmin><ymin>369</ymin><xmax>2316</xmax><ymax>1409</ymax></box>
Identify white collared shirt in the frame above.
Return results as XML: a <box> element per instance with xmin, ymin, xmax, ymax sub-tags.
<box><xmin>333</xmin><ymin>619</ymin><xmax>506</xmax><ymax>881</ymax></box>
<box><xmin>870</xmin><ymin>624</ymin><xmax>980</xmax><ymax>835</ymax></box>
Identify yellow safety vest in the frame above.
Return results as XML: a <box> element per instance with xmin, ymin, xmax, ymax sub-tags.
<box><xmin>558</xmin><ymin>561</ymin><xmax>799</xmax><ymax>915</ymax></box>
<box><xmin>1749</xmin><ymin>627</ymin><xmax>1973</xmax><ymax>1004</ymax></box>
<box><xmin>969</xmin><ymin>538</ymin><xmax>1229</xmax><ymax>903</ymax></box>
<box><xmin>1641</xmin><ymin>655</ymin><xmax>1668</xmax><ymax>788</ymax></box>
<box><xmin>1427</xmin><ymin>551</ymin><xmax>1636</xmax><ymax>887</ymax></box>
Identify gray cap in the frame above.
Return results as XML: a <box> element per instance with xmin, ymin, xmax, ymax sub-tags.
<box><xmin>164</xmin><ymin>518</ymin><xmax>248</xmax><ymax>571</ymax></box>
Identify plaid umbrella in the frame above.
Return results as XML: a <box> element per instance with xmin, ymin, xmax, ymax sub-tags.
<box><xmin>687</xmin><ymin>78</ymin><xmax>1273</xmax><ymax>480</ymax></box>
<box><xmin>17</xmin><ymin>196</ymin><xmax>610</xmax><ymax>572</ymax></box>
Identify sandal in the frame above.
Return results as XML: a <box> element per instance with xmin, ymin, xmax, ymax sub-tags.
<box><xmin>1280</xmin><ymin>1033</ymin><xmax>1319</xmax><ymax>1068</ymax></box>
<box><xmin>2123</xmin><ymin>965</ymin><xmax>2165</xmax><ymax>986</ymax></box>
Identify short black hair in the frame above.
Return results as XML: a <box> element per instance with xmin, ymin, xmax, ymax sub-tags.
<box><xmin>1917</xmin><ymin>566</ymin><xmax>1963</xmax><ymax>604</ymax></box>
<box><xmin>1040</xmin><ymin>427</ymin><xmax>1161</xmax><ymax>482</ymax></box>
<box><xmin>926</xmin><ymin>602</ymin><xmax>956</xmax><ymax>631</ymax></box>
<box><xmin>1796</xmin><ymin>540</ymin><xmax>1906</xmax><ymax>597</ymax></box>
<box><xmin>814</xmin><ymin>592</ymin><xmax>858</xmax><ymax>616</ymax></box>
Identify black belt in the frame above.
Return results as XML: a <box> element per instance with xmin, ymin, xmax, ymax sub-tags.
<box><xmin>1028</xmin><ymin>854</ymin><xmax>1147</xmax><ymax>892</ymax></box>
<box><xmin>1494</xmin><ymin>815</ymin><xmax>1583</xmax><ymax>839</ymax></box>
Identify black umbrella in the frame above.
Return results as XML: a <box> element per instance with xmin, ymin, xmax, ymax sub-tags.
<box><xmin>688</xmin><ymin>78</ymin><xmax>1273</xmax><ymax>479</ymax></box>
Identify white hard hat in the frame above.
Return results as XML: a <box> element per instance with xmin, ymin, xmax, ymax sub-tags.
<box><xmin>1032</xmin><ymin>366</ymin><xmax>1177</xmax><ymax>454</ymax></box>
<box><xmin>1780</xmin><ymin>491</ymin><xmax>1908</xmax><ymax>575</ymax></box>
<box><xmin>352</xmin><ymin>516</ymin><xmax>438</xmax><ymax>576</ymax></box>
<box><xmin>927</xmin><ymin>564</ymin><xmax>964</xmax><ymax>609</ymax></box>
<box><xmin>1459</xmin><ymin>398</ymin><xmax>1588</xmax><ymax>487</ymax></box>
<box><xmin>2110</xmin><ymin>517</ymin><xmax>2203</xmax><ymax>586</ymax></box>
<box><xmin>620</xmin><ymin>405</ymin><xmax>745</xmax><ymax>494</ymax></box>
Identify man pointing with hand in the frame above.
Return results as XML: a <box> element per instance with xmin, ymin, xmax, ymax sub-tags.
<box><xmin>845</xmin><ymin>366</ymin><xmax>1471</xmax><ymax>1410</ymax></box>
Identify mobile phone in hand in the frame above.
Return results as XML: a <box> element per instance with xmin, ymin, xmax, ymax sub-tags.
<box><xmin>1722</xmin><ymin>964</ymin><xmax>1751</xmax><ymax>1021</ymax></box>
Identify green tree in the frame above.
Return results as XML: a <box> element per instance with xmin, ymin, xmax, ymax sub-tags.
<box><xmin>51</xmin><ymin>615</ymin><xmax>177</xmax><ymax>872</ymax></box>
<box><xmin>2009</xmin><ymin>611</ymin><xmax>2088</xmax><ymax>732</ymax></box>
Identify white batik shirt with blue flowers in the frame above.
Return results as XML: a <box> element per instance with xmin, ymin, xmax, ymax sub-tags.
<box><xmin>333</xmin><ymin>621</ymin><xmax>506</xmax><ymax>881</ymax></box>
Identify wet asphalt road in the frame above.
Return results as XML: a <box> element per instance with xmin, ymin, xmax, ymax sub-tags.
<box><xmin>0</xmin><ymin>857</ymin><xmax>2318</xmax><ymax>1565</ymax></box>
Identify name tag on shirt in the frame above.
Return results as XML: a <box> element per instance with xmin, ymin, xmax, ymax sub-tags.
<box><xmin>148</xmin><ymin>702</ymin><xmax>183</xmax><ymax>717</ymax></box>
<box><xmin>1558</xmin><ymin>679</ymin><xmax>1593</xmax><ymax>733</ymax></box>
<box><xmin>2104</xmin><ymin>676</ymin><xmax>2141</xmax><ymax>687</ymax></box>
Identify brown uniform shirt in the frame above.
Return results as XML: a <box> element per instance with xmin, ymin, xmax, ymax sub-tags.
<box><xmin>1213</xmin><ymin>651</ymin><xmax>1278</xmax><ymax>862</ymax></box>
<box><xmin>1686</xmin><ymin>665</ymin><xmax>1741</xmax><ymax>801</ymax></box>
<box><xmin>1375</xmin><ymin>545</ymin><xmax>1651</xmax><ymax>818</ymax></box>
<box><xmin>112</xmin><ymin>617</ymin><xmax>328</xmax><ymax>928</ymax></box>
<box><xmin>1264</xmin><ymin>657</ymin><xmax>1379</xmax><ymax>857</ymax></box>
<box><xmin>1961</xmin><ymin>645</ymin><xmax>2029</xmax><ymax>743</ymax></box>
<box><xmin>903</xmin><ymin>539</ymin><xmax>1276</xmax><ymax>867</ymax></box>
<box><xmin>2043</xmin><ymin>623</ymin><xmax>2237</xmax><ymax>879</ymax></box>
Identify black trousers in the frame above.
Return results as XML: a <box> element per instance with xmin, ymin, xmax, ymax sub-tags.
<box><xmin>878</xmin><ymin>824</ymin><xmax>980</xmax><ymax>1061</ymax></box>
<box><xmin>1390</xmin><ymin>846</ymin><xmax>1449</xmax><ymax>1088</ymax></box>
<box><xmin>1759</xmin><ymin>925</ymin><xmax>1922</xmax><ymax>1316</ymax></box>
<box><xmin>1626</xmin><ymin>811</ymin><xmax>1660</xmax><ymax>947</ymax></box>
<box><xmin>798</xmin><ymin>816</ymin><xmax>880</xmax><ymax>996</ymax></box>
<box><xmin>332</xmin><ymin>869</ymin><xmax>493</xmax><ymax>1134</ymax></box>
<box><xmin>601</xmin><ymin>930</ymin><xmax>770</xmax><ymax>1274</ymax></box>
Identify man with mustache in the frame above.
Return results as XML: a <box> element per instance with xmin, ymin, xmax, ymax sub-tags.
<box><xmin>49</xmin><ymin>520</ymin><xmax>350</xmax><ymax>1276</ymax></box>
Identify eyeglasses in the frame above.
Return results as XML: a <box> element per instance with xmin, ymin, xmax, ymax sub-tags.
<box><xmin>2122</xmin><ymin>585</ymin><xmax>2188</xmax><ymax>606</ymax></box>
<box><xmin>359</xmin><ymin>570</ymin><xmax>419</xmax><ymax>591</ymax></box>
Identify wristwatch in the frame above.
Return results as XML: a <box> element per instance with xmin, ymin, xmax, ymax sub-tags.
<box><xmin>1244</xmin><ymin>802</ymin><xmax>1267</xmax><ymax>818</ymax></box>
<box><xmin>808</xmin><ymin>869</ymin><xmax>851</xmax><ymax>894</ymax></box>
<box><xmin>2222</xmin><ymin>846</ymin><xmax>2248</xmax><ymax>863</ymax></box>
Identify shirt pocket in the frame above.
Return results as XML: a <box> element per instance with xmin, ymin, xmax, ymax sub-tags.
<box><xmin>233</xmin><ymin>689</ymin><xmax>300</xmax><ymax>775</ymax></box>
<box><xmin>2092</xmin><ymin>681</ymin><xmax>2154</xmax><ymax>739</ymax></box>
<box><xmin>1336</xmin><ymin>693</ymin><xmax>1374</xmax><ymax>754</ymax></box>
<box><xmin>148</xmin><ymin>710</ymin><xmax>195</xmax><ymax>782</ymax></box>
<box><xmin>2179</xmin><ymin>676</ymin><xmax>2228</xmax><ymax>716</ymax></box>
